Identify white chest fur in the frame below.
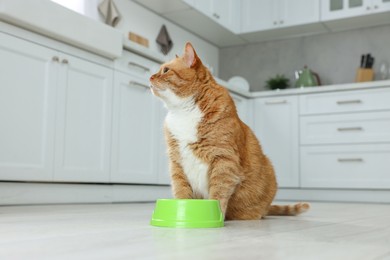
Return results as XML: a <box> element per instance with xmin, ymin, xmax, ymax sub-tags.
<box><xmin>165</xmin><ymin>104</ymin><xmax>209</xmax><ymax>199</ymax></box>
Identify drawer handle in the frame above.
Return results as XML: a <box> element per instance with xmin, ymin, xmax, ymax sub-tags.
<box><xmin>336</xmin><ymin>100</ymin><xmax>362</xmax><ymax>105</ymax></box>
<box><xmin>129</xmin><ymin>81</ymin><xmax>150</xmax><ymax>90</ymax></box>
<box><xmin>128</xmin><ymin>62</ymin><xmax>150</xmax><ymax>72</ymax></box>
<box><xmin>265</xmin><ymin>100</ymin><xmax>287</xmax><ymax>105</ymax></box>
<box><xmin>338</xmin><ymin>158</ymin><xmax>363</xmax><ymax>163</ymax></box>
<box><xmin>337</xmin><ymin>127</ymin><xmax>363</xmax><ymax>132</ymax></box>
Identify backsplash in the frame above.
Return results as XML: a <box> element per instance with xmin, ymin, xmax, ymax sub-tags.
<box><xmin>219</xmin><ymin>24</ymin><xmax>390</xmax><ymax>92</ymax></box>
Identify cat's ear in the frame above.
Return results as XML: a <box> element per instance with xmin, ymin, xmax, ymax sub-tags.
<box><xmin>183</xmin><ymin>42</ymin><xmax>198</xmax><ymax>68</ymax></box>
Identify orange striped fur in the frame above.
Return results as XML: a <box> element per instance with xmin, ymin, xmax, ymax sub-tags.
<box><xmin>150</xmin><ymin>42</ymin><xmax>309</xmax><ymax>220</ymax></box>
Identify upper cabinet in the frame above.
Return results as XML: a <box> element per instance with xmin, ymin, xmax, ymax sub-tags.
<box><xmin>135</xmin><ymin>0</ymin><xmax>390</xmax><ymax>46</ymax></box>
<box><xmin>185</xmin><ymin>0</ymin><xmax>241</xmax><ymax>33</ymax></box>
<box><xmin>241</xmin><ymin>0</ymin><xmax>321</xmax><ymax>33</ymax></box>
<box><xmin>322</xmin><ymin>0</ymin><xmax>390</xmax><ymax>21</ymax></box>
<box><xmin>321</xmin><ymin>0</ymin><xmax>390</xmax><ymax>30</ymax></box>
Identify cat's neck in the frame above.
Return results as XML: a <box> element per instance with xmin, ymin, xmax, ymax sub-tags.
<box><xmin>164</xmin><ymin>92</ymin><xmax>196</xmax><ymax>112</ymax></box>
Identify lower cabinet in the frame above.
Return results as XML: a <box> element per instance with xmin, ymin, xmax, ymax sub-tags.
<box><xmin>110</xmin><ymin>71</ymin><xmax>159</xmax><ymax>184</ymax></box>
<box><xmin>0</xmin><ymin>32</ymin><xmax>57</xmax><ymax>182</ymax></box>
<box><xmin>0</xmin><ymin>31</ymin><xmax>114</xmax><ymax>183</ymax></box>
<box><xmin>253</xmin><ymin>96</ymin><xmax>300</xmax><ymax>187</ymax></box>
<box><xmin>110</xmin><ymin>71</ymin><xmax>170</xmax><ymax>185</ymax></box>
<box><xmin>53</xmin><ymin>55</ymin><xmax>113</xmax><ymax>183</ymax></box>
<box><xmin>301</xmin><ymin>144</ymin><xmax>390</xmax><ymax>189</ymax></box>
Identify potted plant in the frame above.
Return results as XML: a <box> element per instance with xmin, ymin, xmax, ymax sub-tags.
<box><xmin>265</xmin><ymin>74</ymin><xmax>290</xmax><ymax>90</ymax></box>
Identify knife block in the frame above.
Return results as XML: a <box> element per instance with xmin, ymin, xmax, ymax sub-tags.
<box><xmin>355</xmin><ymin>68</ymin><xmax>374</xmax><ymax>82</ymax></box>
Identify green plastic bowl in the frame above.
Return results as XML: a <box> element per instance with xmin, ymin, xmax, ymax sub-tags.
<box><xmin>150</xmin><ymin>199</ymin><xmax>224</xmax><ymax>228</ymax></box>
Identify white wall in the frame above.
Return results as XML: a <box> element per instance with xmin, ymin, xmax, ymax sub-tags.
<box><xmin>83</xmin><ymin>0</ymin><xmax>219</xmax><ymax>74</ymax></box>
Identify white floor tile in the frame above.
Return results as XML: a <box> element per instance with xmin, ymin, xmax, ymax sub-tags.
<box><xmin>0</xmin><ymin>202</ymin><xmax>389</xmax><ymax>260</ymax></box>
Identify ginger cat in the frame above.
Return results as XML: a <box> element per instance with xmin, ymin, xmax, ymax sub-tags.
<box><xmin>150</xmin><ymin>42</ymin><xmax>309</xmax><ymax>220</ymax></box>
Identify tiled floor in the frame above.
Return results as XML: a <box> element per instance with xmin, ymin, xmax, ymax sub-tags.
<box><xmin>0</xmin><ymin>202</ymin><xmax>389</xmax><ymax>260</ymax></box>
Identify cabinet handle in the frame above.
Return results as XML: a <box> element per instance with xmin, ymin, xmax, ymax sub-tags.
<box><xmin>336</xmin><ymin>99</ymin><xmax>362</xmax><ymax>105</ymax></box>
<box><xmin>366</xmin><ymin>6</ymin><xmax>371</xmax><ymax>10</ymax></box>
<box><xmin>52</xmin><ymin>56</ymin><xmax>60</xmax><ymax>62</ymax></box>
<box><xmin>337</xmin><ymin>127</ymin><xmax>363</xmax><ymax>132</ymax></box>
<box><xmin>273</xmin><ymin>21</ymin><xmax>277</xmax><ymax>25</ymax></box>
<box><xmin>128</xmin><ymin>62</ymin><xmax>150</xmax><ymax>72</ymax></box>
<box><xmin>337</xmin><ymin>158</ymin><xmax>363</xmax><ymax>163</ymax></box>
<box><xmin>213</xmin><ymin>13</ymin><xmax>220</xmax><ymax>19</ymax></box>
<box><xmin>62</xmin><ymin>59</ymin><xmax>69</xmax><ymax>64</ymax></box>
<box><xmin>374</xmin><ymin>5</ymin><xmax>378</xmax><ymax>9</ymax></box>
<box><xmin>279</xmin><ymin>20</ymin><xmax>284</xmax><ymax>24</ymax></box>
<box><xmin>129</xmin><ymin>81</ymin><xmax>150</xmax><ymax>90</ymax></box>
<box><xmin>265</xmin><ymin>100</ymin><xmax>287</xmax><ymax>105</ymax></box>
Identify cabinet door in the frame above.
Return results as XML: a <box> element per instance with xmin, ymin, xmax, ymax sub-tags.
<box><xmin>193</xmin><ymin>0</ymin><xmax>213</xmax><ymax>15</ymax></box>
<box><xmin>321</xmin><ymin>0</ymin><xmax>371</xmax><ymax>21</ymax></box>
<box><xmin>373</xmin><ymin>0</ymin><xmax>390</xmax><ymax>13</ymax></box>
<box><xmin>241</xmin><ymin>0</ymin><xmax>278</xmax><ymax>33</ymax></box>
<box><xmin>54</xmin><ymin>55</ymin><xmax>113</xmax><ymax>182</ymax></box>
<box><xmin>111</xmin><ymin>72</ymin><xmax>159</xmax><ymax>184</ymax></box>
<box><xmin>212</xmin><ymin>0</ymin><xmax>241</xmax><ymax>33</ymax></box>
<box><xmin>254</xmin><ymin>96</ymin><xmax>299</xmax><ymax>188</ymax></box>
<box><xmin>0</xmin><ymin>32</ymin><xmax>57</xmax><ymax>181</ymax></box>
<box><xmin>280</xmin><ymin>0</ymin><xmax>320</xmax><ymax>27</ymax></box>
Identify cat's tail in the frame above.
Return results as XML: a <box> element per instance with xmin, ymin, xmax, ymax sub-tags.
<box><xmin>267</xmin><ymin>202</ymin><xmax>310</xmax><ymax>216</ymax></box>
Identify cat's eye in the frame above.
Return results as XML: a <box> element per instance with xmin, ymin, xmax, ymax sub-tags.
<box><xmin>163</xmin><ymin>67</ymin><xmax>169</xmax><ymax>73</ymax></box>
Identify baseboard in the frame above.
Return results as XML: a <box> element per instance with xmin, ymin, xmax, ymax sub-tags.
<box><xmin>276</xmin><ymin>188</ymin><xmax>390</xmax><ymax>203</ymax></box>
<box><xmin>0</xmin><ymin>182</ymin><xmax>172</xmax><ymax>205</ymax></box>
<box><xmin>2</xmin><ymin>182</ymin><xmax>389</xmax><ymax>205</ymax></box>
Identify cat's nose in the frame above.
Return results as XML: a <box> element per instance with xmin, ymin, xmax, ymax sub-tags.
<box><xmin>150</xmin><ymin>75</ymin><xmax>155</xmax><ymax>81</ymax></box>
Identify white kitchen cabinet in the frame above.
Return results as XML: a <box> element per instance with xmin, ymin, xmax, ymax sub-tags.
<box><xmin>0</xmin><ymin>31</ymin><xmax>113</xmax><ymax>183</ymax></box>
<box><xmin>111</xmin><ymin>72</ymin><xmax>159</xmax><ymax>184</ymax></box>
<box><xmin>185</xmin><ymin>0</ymin><xmax>240</xmax><ymax>33</ymax></box>
<box><xmin>299</xmin><ymin>88</ymin><xmax>390</xmax><ymax>190</ymax></box>
<box><xmin>53</xmin><ymin>55</ymin><xmax>113</xmax><ymax>183</ymax></box>
<box><xmin>301</xmin><ymin>144</ymin><xmax>390</xmax><ymax>189</ymax></box>
<box><xmin>253</xmin><ymin>96</ymin><xmax>299</xmax><ymax>188</ymax></box>
<box><xmin>321</xmin><ymin>0</ymin><xmax>390</xmax><ymax>21</ymax></box>
<box><xmin>112</xmin><ymin>49</ymin><xmax>169</xmax><ymax>185</ymax></box>
<box><xmin>241</xmin><ymin>0</ymin><xmax>320</xmax><ymax>33</ymax></box>
<box><xmin>0</xmin><ymin>32</ymin><xmax>57</xmax><ymax>181</ymax></box>
<box><xmin>231</xmin><ymin>93</ymin><xmax>252</xmax><ymax>128</ymax></box>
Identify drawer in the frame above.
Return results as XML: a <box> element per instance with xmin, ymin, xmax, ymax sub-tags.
<box><xmin>300</xmin><ymin>88</ymin><xmax>390</xmax><ymax>115</ymax></box>
<box><xmin>301</xmin><ymin>144</ymin><xmax>390</xmax><ymax>189</ymax></box>
<box><xmin>300</xmin><ymin>111</ymin><xmax>390</xmax><ymax>145</ymax></box>
<box><xmin>115</xmin><ymin>51</ymin><xmax>160</xmax><ymax>79</ymax></box>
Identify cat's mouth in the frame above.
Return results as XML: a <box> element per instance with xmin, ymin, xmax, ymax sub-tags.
<box><xmin>150</xmin><ymin>82</ymin><xmax>164</xmax><ymax>97</ymax></box>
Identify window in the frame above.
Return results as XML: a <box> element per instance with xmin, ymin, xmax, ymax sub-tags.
<box><xmin>51</xmin><ymin>0</ymin><xmax>85</xmax><ymax>14</ymax></box>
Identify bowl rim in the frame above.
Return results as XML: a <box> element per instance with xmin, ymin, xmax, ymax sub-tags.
<box><xmin>151</xmin><ymin>199</ymin><xmax>224</xmax><ymax>228</ymax></box>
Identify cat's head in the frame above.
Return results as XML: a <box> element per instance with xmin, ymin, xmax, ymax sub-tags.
<box><xmin>150</xmin><ymin>42</ymin><xmax>208</xmax><ymax>108</ymax></box>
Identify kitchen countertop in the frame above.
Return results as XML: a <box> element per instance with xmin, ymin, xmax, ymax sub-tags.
<box><xmin>224</xmin><ymin>79</ymin><xmax>390</xmax><ymax>98</ymax></box>
<box><xmin>0</xmin><ymin>0</ymin><xmax>122</xmax><ymax>59</ymax></box>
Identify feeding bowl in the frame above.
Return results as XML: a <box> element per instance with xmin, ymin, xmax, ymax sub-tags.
<box><xmin>150</xmin><ymin>199</ymin><xmax>224</xmax><ymax>228</ymax></box>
